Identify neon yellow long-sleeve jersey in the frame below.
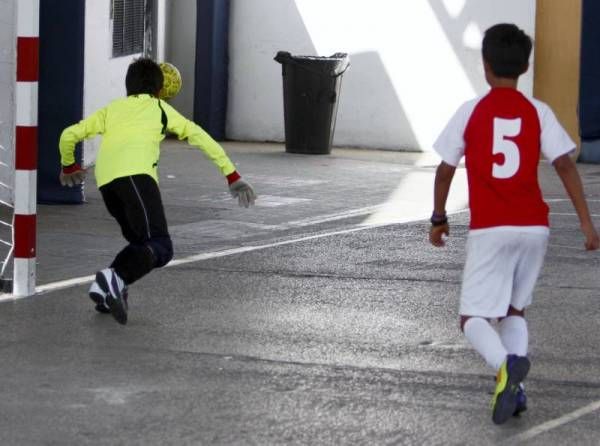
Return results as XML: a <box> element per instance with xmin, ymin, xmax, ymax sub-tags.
<box><xmin>59</xmin><ymin>94</ymin><xmax>237</xmax><ymax>187</ymax></box>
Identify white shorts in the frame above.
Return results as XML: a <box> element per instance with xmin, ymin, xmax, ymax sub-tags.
<box><xmin>459</xmin><ymin>227</ymin><xmax>549</xmax><ymax>318</ymax></box>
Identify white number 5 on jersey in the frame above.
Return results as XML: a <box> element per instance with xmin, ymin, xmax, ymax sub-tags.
<box><xmin>492</xmin><ymin>117</ymin><xmax>521</xmax><ymax>179</ymax></box>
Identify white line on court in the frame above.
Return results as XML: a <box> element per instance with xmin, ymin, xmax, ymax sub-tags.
<box><xmin>1</xmin><ymin>203</ymin><xmax>591</xmax><ymax>301</ymax></box>
<box><xmin>278</xmin><ymin>205</ymin><xmax>383</xmax><ymax>228</ymax></box>
<box><xmin>26</xmin><ymin>218</ymin><xmax>406</xmax><ymax>298</ymax></box>
<box><xmin>20</xmin><ymin>205</ymin><xmax>468</xmax><ymax>298</ymax></box>
<box><xmin>506</xmin><ymin>400</ymin><xmax>600</xmax><ymax>443</ymax></box>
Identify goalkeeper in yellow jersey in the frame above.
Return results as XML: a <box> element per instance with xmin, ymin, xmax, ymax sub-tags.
<box><xmin>58</xmin><ymin>58</ymin><xmax>256</xmax><ymax>325</ymax></box>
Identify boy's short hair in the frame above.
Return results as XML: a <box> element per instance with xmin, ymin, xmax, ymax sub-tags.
<box><xmin>125</xmin><ymin>58</ymin><xmax>164</xmax><ymax>96</ymax></box>
<box><xmin>482</xmin><ymin>23</ymin><xmax>532</xmax><ymax>79</ymax></box>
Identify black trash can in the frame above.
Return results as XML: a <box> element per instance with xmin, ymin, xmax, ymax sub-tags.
<box><xmin>275</xmin><ymin>51</ymin><xmax>350</xmax><ymax>154</ymax></box>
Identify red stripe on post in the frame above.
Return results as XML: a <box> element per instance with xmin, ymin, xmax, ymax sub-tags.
<box><xmin>14</xmin><ymin>214</ymin><xmax>36</xmax><ymax>258</ymax></box>
<box><xmin>15</xmin><ymin>126</ymin><xmax>38</xmax><ymax>170</ymax></box>
<box><xmin>16</xmin><ymin>37</ymin><xmax>39</xmax><ymax>82</ymax></box>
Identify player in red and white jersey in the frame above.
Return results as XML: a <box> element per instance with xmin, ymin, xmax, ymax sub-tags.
<box><xmin>429</xmin><ymin>23</ymin><xmax>599</xmax><ymax>424</ymax></box>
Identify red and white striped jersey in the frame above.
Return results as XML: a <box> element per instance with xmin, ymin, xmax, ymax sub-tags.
<box><xmin>434</xmin><ymin>87</ymin><xmax>575</xmax><ymax>229</ymax></box>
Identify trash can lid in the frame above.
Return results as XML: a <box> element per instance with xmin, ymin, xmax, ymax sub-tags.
<box><xmin>274</xmin><ymin>51</ymin><xmax>350</xmax><ymax>77</ymax></box>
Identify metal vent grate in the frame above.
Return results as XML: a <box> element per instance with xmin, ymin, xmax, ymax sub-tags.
<box><xmin>112</xmin><ymin>0</ymin><xmax>146</xmax><ymax>57</ymax></box>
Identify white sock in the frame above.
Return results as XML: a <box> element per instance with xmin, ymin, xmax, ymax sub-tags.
<box><xmin>499</xmin><ymin>315</ymin><xmax>528</xmax><ymax>356</ymax></box>
<box><xmin>463</xmin><ymin>317</ymin><xmax>507</xmax><ymax>371</ymax></box>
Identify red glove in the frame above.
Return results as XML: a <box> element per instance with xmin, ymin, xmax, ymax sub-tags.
<box><xmin>59</xmin><ymin>163</ymin><xmax>87</xmax><ymax>187</ymax></box>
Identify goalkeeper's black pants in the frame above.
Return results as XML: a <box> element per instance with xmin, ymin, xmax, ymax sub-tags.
<box><xmin>99</xmin><ymin>174</ymin><xmax>173</xmax><ymax>285</ymax></box>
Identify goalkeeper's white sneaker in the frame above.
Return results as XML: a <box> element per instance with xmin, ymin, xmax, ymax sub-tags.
<box><xmin>89</xmin><ymin>281</ymin><xmax>110</xmax><ymax>314</ymax></box>
<box><xmin>95</xmin><ymin>268</ymin><xmax>128</xmax><ymax>325</ymax></box>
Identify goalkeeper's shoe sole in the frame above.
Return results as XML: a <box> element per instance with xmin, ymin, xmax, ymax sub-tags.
<box><xmin>491</xmin><ymin>355</ymin><xmax>530</xmax><ymax>425</ymax></box>
<box><xmin>89</xmin><ymin>281</ymin><xmax>110</xmax><ymax>314</ymax></box>
<box><xmin>95</xmin><ymin>268</ymin><xmax>128</xmax><ymax>325</ymax></box>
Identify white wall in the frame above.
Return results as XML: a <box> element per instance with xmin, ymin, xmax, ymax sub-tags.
<box><xmin>83</xmin><ymin>0</ymin><xmax>140</xmax><ymax>166</ymax></box>
<box><xmin>165</xmin><ymin>0</ymin><xmax>196</xmax><ymax>119</ymax></box>
<box><xmin>83</xmin><ymin>0</ymin><xmax>196</xmax><ymax>163</ymax></box>
<box><xmin>0</xmin><ymin>0</ymin><xmax>15</xmax><ymax>203</ymax></box>
<box><xmin>228</xmin><ymin>0</ymin><xmax>536</xmax><ymax>151</ymax></box>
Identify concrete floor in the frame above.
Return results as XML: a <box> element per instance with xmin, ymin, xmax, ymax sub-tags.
<box><xmin>1</xmin><ymin>141</ymin><xmax>600</xmax><ymax>445</ymax></box>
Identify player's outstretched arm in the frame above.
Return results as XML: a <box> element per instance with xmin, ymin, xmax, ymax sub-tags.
<box><xmin>57</xmin><ymin>108</ymin><xmax>105</xmax><ymax>187</ymax></box>
<box><xmin>429</xmin><ymin>162</ymin><xmax>455</xmax><ymax>247</ymax></box>
<box><xmin>553</xmin><ymin>154</ymin><xmax>600</xmax><ymax>250</ymax></box>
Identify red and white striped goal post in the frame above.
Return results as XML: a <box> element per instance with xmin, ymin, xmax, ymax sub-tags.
<box><xmin>13</xmin><ymin>0</ymin><xmax>39</xmax><ymax>297</ymax></box>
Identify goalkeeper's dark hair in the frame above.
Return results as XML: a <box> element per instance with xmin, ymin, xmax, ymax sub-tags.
<box><xmin>125</xmin><ymin>58</ymin><xmax>164</xmax><ymax>96</ymax></box>
<box><xmin>482</xmin><ymin>23</ymin><xmax>532</xmax><ymax>79</ymax></box>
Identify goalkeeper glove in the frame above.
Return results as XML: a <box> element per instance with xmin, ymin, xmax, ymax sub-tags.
<box><xmin>227</xmin><ymin>172</ymin><xmax>256</xmax><ymax>208</ymax></box>
<box><xmin>59</xmin><ymin>163</ymin><xmax>86</xmax><ymax>187</ymax></box>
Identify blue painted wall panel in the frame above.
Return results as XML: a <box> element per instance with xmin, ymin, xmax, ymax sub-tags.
<box><xmin>579</xmin><ymin>0</ymin><xmax>600</xmax><ymax>141</ymax></box>
<box><xmin>194</xmin><ymin>0</ymin><xmax>230</xmax><ymax>140</ymax></box>
<box><xmin>38</xmin><ymin>0</ymin><xmax>85</xmax><ymax>203</ymax></box>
